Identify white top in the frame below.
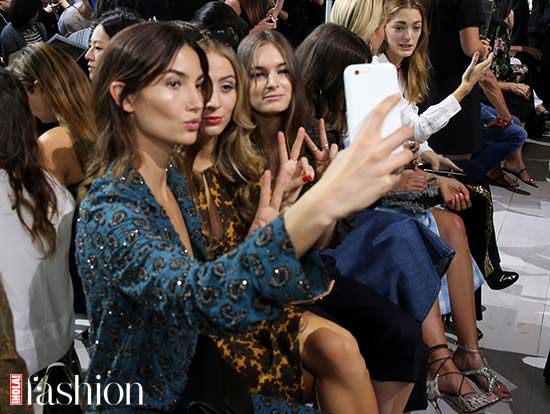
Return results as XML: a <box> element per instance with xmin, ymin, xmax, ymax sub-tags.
<box><xmin>0</xmin><ymin>170</ymin><xmax>76</xmax><ymax>374</ymax></box>
<box><xmin>373</xmin><ymin>53</ymin><xmax>462</xmax><ymax>155</ymax></box>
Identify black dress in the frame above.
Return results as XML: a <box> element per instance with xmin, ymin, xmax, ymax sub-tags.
<box><xmin>425</xmin><ymin>0</ymin><xmax>485</xmax><ymax>155</ymax></box>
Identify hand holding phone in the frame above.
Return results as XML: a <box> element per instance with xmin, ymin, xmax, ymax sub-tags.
<box><xmin>343</xmin><ymin>63</ymin><xmax>402</xmax><ymax>149</ymax></box>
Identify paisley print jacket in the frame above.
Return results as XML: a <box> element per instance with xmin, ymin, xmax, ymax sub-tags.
<box><xmin>75</xmin><ymin>163</ymin><xmax>328</xmax><ymax>412</ymax></box>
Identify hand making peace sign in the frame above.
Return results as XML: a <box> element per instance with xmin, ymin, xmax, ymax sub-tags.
<box><xmin>304</xmin><ymin>118</ymin><xmax>339</xmax><ymax>178</ymax></box>
<box><xmin>248</xmin><ymin>127</ymin><xmax>315</xmax><ymax>235</ymax></box>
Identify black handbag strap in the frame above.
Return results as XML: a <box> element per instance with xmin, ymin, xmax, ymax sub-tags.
<box><xmin>185</xmin><ymin>335</ymin><xmax>254</xmax><ymax>414</ymax></box>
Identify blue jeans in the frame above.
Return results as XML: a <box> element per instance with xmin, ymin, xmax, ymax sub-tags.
<box><xmin>472</xmin><ymin>103</ymin><xmax>527</xmax><ymax>172</ymax></box>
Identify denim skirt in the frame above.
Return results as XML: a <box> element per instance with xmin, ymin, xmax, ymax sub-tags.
<box><xmin>322</xmin><ymin>209</ymin><xmax>454</xmax><ymax>322</ymax></box>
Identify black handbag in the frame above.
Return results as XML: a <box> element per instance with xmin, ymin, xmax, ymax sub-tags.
<box><xmin>184</xmin><ymin>335</ymin><xmax>254</xmax><ymax>414</ymax></box>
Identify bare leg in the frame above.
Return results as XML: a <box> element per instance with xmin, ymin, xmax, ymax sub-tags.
<box><xmin>299</xmin><ymin>311</ymin><xmax>378</xmax><ymax>414</ymax></box>
<box><xmin>422</xmin><ymin>300</ymin><xmax>483</xmax><ymax>399</ymax></box>
<box><xmin>432</xmin><ymin>209</ymin><xmax>511</xmax><ymax>399</ymax></box>
<box><xmin>487</xmin><ymin>165</ymin><xmax>519</xmax><ymax>187</ymax></box>
<box><xmin>372</xmin><ymin>380</ymin><xmax>414</xmax><ymax>414</ymax></box>
<box><xmin>503</xmin><ymin>147</ymin><xmax>536</xmax><ymax>184</ymax></box>
<box><xmin>432</xmin><ymin>209</ymin><xmax>478</xmax><ymax>349</ymax></box>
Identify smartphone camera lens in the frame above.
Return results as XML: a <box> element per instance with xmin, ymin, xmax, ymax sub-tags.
<box><xmin>354</xmin><ymin>70</ymin><xmax>359</xmax><ymax>75</ymax></box>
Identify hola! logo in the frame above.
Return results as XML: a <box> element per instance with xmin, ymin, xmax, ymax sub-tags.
<box><xmin>10</xmin><ymin>374</ymin><xmax>23</xmax><ymax>405</ymax></box>
<box><xmin>9</xmin><ymin>373</ymin><xmax>144</xmax><ymax>407</ymax></box>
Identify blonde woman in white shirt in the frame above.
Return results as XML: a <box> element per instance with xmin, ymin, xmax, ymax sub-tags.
<box><xmin>0</xmin><ymin>68</ymin><xmax>76</xmax><ymax>387</ymax></box>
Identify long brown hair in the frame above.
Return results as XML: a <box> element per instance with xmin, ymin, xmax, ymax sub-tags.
<box><xmin>239</xmin><ymin>0</ymin><xmax>268</xmax><ymax>27</ymax></box>
<box><xmin>0</xmin><ymin>68</ymin><xmax>58</xmax><ymax>256</ymax></box>
<box><xmin>10</xmin><ymin>43</ymin><xmax>95</xmax><ymax>171</ymax></box>
<box><xmin>81</xmin><ymin>22</ymin><xmax>212</xmax><ymax>197</ymax></box>
<box><xmin>297</xmin><ymin>23</ymin><xmax>372</xmax><ymax>133</ymax></box>
<box><xmin>183</xmin><ymin>38</ymin><xmax>264</xmax><ymax>224</ymax></box>
<box><xmin>238</xmin><ymin>30</ymin><xmax>308</xmax><ymax>154</ymax></box>
<box><xmin>380</xmin><ymin>0</ymin><xmax>430</xmax><ymax>103</ymax></box>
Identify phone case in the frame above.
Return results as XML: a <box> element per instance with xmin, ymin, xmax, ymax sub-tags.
<box><xmin>343</xmin><ymin>63</ymin><xmax>402</xmax><ymax>146</ymax></box>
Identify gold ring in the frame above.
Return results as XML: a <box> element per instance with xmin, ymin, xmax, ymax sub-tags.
<box><xmin>313</xmin><ymin>147</ymin><xmax>319</xmax><ymax>152</ymax></box>
<box><xmin>321</xmin><ymin>144</ymin><xmax>329</xmax><ymax>149</ymax></box>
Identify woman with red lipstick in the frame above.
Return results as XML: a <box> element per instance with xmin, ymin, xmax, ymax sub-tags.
<box><xmin>188</xmin><ymin>34</ymin><xmax>437</xmax><ymax>414</ymax></box>
<box><xmin>75</xmin><ymin>21</ymin><xmax>414</xmax><ymax>413</ymax></box>
<box><xmin>182</xmin><ymin>36</ymin><xmax>379</xmax><ymax>414</ymax></box>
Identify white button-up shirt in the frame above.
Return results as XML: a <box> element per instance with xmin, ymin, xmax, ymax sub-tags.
<box><xmin>373</xmin><ymin>53</ymin><xmax>462</xmax><ymax>156</ymax></box>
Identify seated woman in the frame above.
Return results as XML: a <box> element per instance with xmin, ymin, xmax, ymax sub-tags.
<box><xmin>180</xmin><ymin>36</ymin><xmax>381</xmax><ymax>414</ymax></box>
<box><xmin>332</xmin><ymin>0</ymin><xmax>519</xmax><ymax>287</ymax></box>
<box><xmin>482</xmin><ymin>1</ymin><xmax>537</xmax><ymax>187</ymax></box>
<box><xmin>10</xmin><ymin>42</ymin><xmax>95</xmax><ymax>316</ymax></box>
<box><xmin>10</xmin><ymin>42</ymin><xmax>94</xmax><ymax>189</ymax></box>
<box><xmin>85</xmin><ymin>8</ymin><xmax>144</xmax><ymax>80</ymax></box>
<box><xmin>224</xmin><ymin>0</ymin><xmax>281</xmax><ymax>33</ymax></box>
<box><xmin>0</xmin><ymin>0</ymin><xmax>47</xmax><ymax>64</ymax></box>
<box><xmin>75</xmin><ymin>21</ymin><xmax>413</xmax><ymax>412</ymax></box>
<box><xmin>238</xmin><ymin>28</ymin><xmax>451</xmax><ymax>413</ymax></box>
<box><xmin>297</xmin><ymin>22</ymin><xmax>512</xmax><ymax>412</ymax></box>
<box><xmin>0</xmin><ymin>67</ymin><xmax>77</xmax><ymax>409</ymax></box>
<box><xmin>191</xmin><ymin>1</ymin><xmax>249</xmax><ymax>50</ymax></box>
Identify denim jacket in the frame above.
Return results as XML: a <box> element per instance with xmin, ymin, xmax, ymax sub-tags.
<box><xmin>75</xmin><ymin>163</ymin><xmax>327</xmax><ymax>412</ymax></box>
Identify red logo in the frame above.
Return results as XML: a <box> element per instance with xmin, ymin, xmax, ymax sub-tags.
<box><xmin>10</xmin><ymin>374</ymin><xmax>23</xmax><ymax>405</ymax></box>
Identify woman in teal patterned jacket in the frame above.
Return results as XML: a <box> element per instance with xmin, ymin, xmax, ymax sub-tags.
<box><xmin>75</xmin><ymin>22</ymin><xmax>413</xmax><ymax>412</ymax></box>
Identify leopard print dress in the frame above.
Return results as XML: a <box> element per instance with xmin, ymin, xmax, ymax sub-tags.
<box><xmin>195</xmin><ymin>167</ymin><xmax>305</xmax><ymax>402</ymax></box>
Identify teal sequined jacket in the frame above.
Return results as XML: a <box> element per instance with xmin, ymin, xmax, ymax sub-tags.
<box><xmin>75</xmin><ymin>163</ymin><xmax>327</xmax><ymax>412</ymax></box>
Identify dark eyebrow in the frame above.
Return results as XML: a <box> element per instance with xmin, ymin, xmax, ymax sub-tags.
<box><xmin>252</xmin><ymin>62</ymin><xmax>287</xmax><ymax>71</ymax></box>
<box><xmin>162</xmin><ymin>69</ymin><xmax>187</xmax><ymax>78</ymax></box>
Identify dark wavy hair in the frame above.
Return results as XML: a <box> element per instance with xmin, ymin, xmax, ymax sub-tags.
<box><xmin>296</xmin><ymin>23</ymin><xmax>371</xmax><ymax>133</ymax></box>
<box><xmin>9</xmin><ymin>0</ymin><xmax>41</xmax><ymax>29</ymax></box>
<box><xmin>94</xmin><ymin>8</ymin><xmax>144</xmax><ymax>37</ymax></box>
<box><xmin>81</xmin><ymin>22</ymin><xmax>212</xmax><ymax>197</ymax></box>
<box><xmin>192</xmin><ymin>1</ymin><xmax>249</xmax><ymax>50</ymax></box>
<box><xmin>94</xmin><ymin>0</ymin><xmax>146</xmax><ymax>18</ymax></box>
<box><xmin>0</xmin><ymin>68</ymin><xmax>58</xmax><ymax>255</ymax></box>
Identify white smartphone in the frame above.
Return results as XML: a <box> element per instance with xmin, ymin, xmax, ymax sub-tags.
<box><xmin>343</xmin><ymin>63</ymin><xmax>402</xmax><ymax>147</ymax></box>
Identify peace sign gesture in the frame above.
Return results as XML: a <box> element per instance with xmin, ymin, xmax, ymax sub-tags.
<box><xmin>278</xmin><ymin>128</ymin><xmax>315</xmax><ymax>208</ymax></box>
<box><xmin>247</xmin><ymin>170</ymin><xmax>286</xmax><ymax>236</ymax></box>
<box><xmin>304</xmin><ymin>119</ymin><xmax>339</xmax><ymax>178</ymax></box>
<box><xmin>248</xmin><ymin>128</ymin><xmax>314</xmax><ymax>235</ymax></box>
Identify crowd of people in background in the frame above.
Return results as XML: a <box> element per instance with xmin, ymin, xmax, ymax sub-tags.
<box><xmin>1</xmin><ymin>0</ymin><xmax>549</xmax><ymax>413</ymax></box>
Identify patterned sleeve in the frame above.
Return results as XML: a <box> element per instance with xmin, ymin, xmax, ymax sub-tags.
<box><xmin>77</xmin><ymin>193</ymin><xmax>329</xmax><ymax>335</ymax></box>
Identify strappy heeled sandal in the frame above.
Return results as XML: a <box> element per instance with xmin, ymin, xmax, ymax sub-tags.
<box><xmin>427</xmin><ymin>344</ymin><xmax>500</xmax><ymax>414</ymax></box>
<box><xmin>456</xmin><ymin>344</ymin><xmax>512</xmax><ymax>401</ymax></box>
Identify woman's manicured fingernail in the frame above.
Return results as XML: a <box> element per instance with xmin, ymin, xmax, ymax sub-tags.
<box><xmin>302</xmin><ymin>175</ymin><xmax>313</xmax><ymax>183</ymax></box>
